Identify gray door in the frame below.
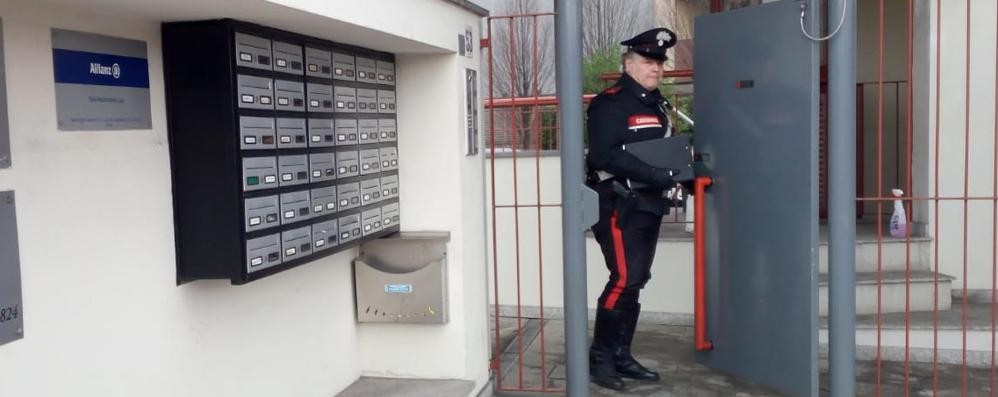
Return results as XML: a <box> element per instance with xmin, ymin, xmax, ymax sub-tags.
<box><xmin>693</xmin><ymin>1</ymin><xmax>819</xmax><ymax>396</ymax></box>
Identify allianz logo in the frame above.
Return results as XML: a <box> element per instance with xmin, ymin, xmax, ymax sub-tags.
<box><xmin>89</xmin><ymin>62</ymin><xmax>121</xmax><ymax>79</ymax></box>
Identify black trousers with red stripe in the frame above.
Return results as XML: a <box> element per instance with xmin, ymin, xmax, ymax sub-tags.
<box><xmin>591</xmin><ymin>207</ymin><xmax>664</xmax><ymax>310</ymax></box>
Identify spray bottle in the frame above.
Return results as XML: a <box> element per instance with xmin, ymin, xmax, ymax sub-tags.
<box><xmin>889</xmin><ymin>188</ymin><xmax>907</xmax><ymax>238</ymax></box>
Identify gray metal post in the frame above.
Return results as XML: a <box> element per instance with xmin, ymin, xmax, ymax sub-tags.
<box><xmin>554</xmin><ymin>0</ymin><xmax>589</xmax><ymax>395</ymax></box>
<box><xmin>828</xmin><ymin>0</ymin><xmax>857</xmax><ymax>395</ymax></box>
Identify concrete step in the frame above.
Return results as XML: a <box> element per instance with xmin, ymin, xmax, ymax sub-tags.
<box><xmin>819</xmin><ymin>270</ymin><xmax>954</xmax><ymax>315</ymax></box>
<box><xmin>337</xmin><ymin>377</ymin><xmax>476</xmax><ymax>397</ymax></box>
<box><xmin>818</xmin><ymin>235</ymin><xmax>933</xmax><ymax>274</ymax></box>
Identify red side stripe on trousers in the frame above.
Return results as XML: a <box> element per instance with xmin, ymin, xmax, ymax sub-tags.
<box><xmin>604</xmin><ymin>212</ymin><xmax>628</xmax><ymax>309</ymax></box>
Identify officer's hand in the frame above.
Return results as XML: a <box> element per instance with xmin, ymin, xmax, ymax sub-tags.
<box><xmin>651</xmin><ymin>168</ymin><xmax>677</xmax><ymax>188</ymax></box>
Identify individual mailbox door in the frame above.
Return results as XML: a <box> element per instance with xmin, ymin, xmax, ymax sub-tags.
<box><xmin>359</xmin><ymin>148</ymin><xmax>381</xmax><ymax>175</ymax></box>
<box><xmin>380</xmin><ymin>147</ymin><xmax>398</xmax><ymax>171</ymax></box>
<box><xmin>334</xmin><ymin>86</ymin><xmax>357</xmax><ymax>113</ymax></box>
<box><xmin>272</xmin><ymin>41</ymin><xmax>303</xmax><ymax>75</ymax></box>
<box><xmin>335</xmin><ymin>118</ymin><xmax>358</xmax><ymax>145</ymax></box>
<box><xmin>246</xmin><ymin>233</ymin><xmax>281</xmax><ymax>273</ymax></box>
<box><xmin>311</xmin><ymin>220</ymin><xmax>338</xmax><ymax>252</ymax></box>
<box><xmin>309</xmin><ymin>152</ymin><xmax>336</xmax><ymax>183</ymax></box>
<box><xmin>276</xmin><ymin>118</ymin><xmax>307</xmax><ymax>149</ymax></box>
<box><xmin>360</xmin><ymin>177</ymin><xmax>381</xmax><ymax>206</ymax></box>
<box><xmin>358</xmin><ymin>119</ymin><xmax>379</xmax><ymax>145</ymax></box>
<box><xmin>274</xmin><ymin>80</ymin><xmax>305</xmax><ymax>112</ymax></box>
<box><xmin>381</xmin><ymin>202</ymin><xmax>400</xmax><ymax>228</ymax></box>
<box><xmin>240</xmin><ymin>116</ymin><xmax>276</xmax><ymax>149</ymax></box>
<box><xmin>279</xmin><ymin>190</ymin><xmax>312</xmax><ymax>225</ymax></box>
<box><xmin>361</xmin><ymin>209</ymin><xmax>382</xmax><ymax>236</ymax></box>
<box><xmin>308</xmin><ymin>118</ymin><xmax>335</xmax><ymax>147</ymax></box>
<box><xmin>278</xmin><ymin>155</ymin><xmax>309</xmax><ymax>187</ymax></box>
<box><xmin>333</xmin><ymin>52</ymin><xmax>356</xmax><ymax>81</ymax></box>
<box><xmin>242</xmin><ymin>157</ymin><xmax>278</xmax><ymax>191</ymax></box>
<box><xmin>281</xmin><ymin>226</ymin><xmax>312</xmax><ymax>261</ymax></box>
<box><xmin>337</xmin><ymin>182</ymin><xmax>361</xmax><ymax>211</ymax></box>
<box><xmin>310</xmin><ymin>186</ymin><xmax>337</xmax><ymax>216</ymax></box>
<box><xmin>380</xmin><ymin>175</ymin><xmax>399</xmax><ymax>200</ymax></box>
<box><xmin>244</xmin><ymin>195</ymin><xmax>280</xmax><ymax>233</ymax></box>
<box><xmin>336</xmin><ymin>150</ymin><xmax>360</xmax><ymax>178</ymax></box>
<box><xmin>377</xmin><ymin>90</ymin><xmax>396</xmax><ymax>114</ymax></box>
<box><xmin>356</xmin><ymin>89</ymin><xmax>377</xmax><ymax>114</ymax></box>
<box><xmin>237</xmin><ymin>75</ymin><xmax>273</xmax><ymax>110</ymax></box>
<box><xmin>304</xmin><ymin>47</ymin><xmax>332</xmax><ymax>79</ymax></box>
<box><xmin>355</xmin><ymin>57</ymin><xmax>377</xmax><ymax>84</ymax></box>
<box><xmin>338</xmin><ymin>214</ymin><xmax>362</xmax><ymax>244</ymax></box>
<box><xmin>234</xmin><ymin>33</ymin><xmax>272</xmax><ymax>71</ymax></box>
<box><xmin>306</xmin><ymin>83</ymin><xmax>334</xmax><ymax>113</ymax></box>
<box><xmin>376</xmin><ymin>60</ymin><xmax>395</xmax><ymax>86</ymax></box>
<box><xmin>378</xmin><ymin>119</ymin><xmax>396</xmax><ymax>143</ymax></box>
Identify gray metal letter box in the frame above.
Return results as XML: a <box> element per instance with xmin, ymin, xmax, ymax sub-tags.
<box><xmin>305</xmin><ymin>47</ymin><xmax>332</xmax><ymax>79</ymax></box>
<box><xmin>309</xmin><ymin>152</ymin><xmax>336</xmax><ymax>183</ymax></box>
<box><xmin>246</xmin><ymin>233</ymin><xmax>282</xmax><ymax>273</ymax></box>
<box><xmin>377</xmin><ymin>90</ymin><xmax>396</xmax><ymax>114</ymax></box>
<box><xmin>276</xmin><ymin>118</ymin><xmax>307</xmax><ymax>149</ymax></box>
<box><xmin>310</xmin><ymin>186</ymin><xmax>337</xmax><ymax>216</ymax></box>
<box><xmin>244</xmin><ymin>195</ymin><xmax>280</xmax><ymax>233</ymax></box>
<box><xmin>358</xmin><ymin>119</ymin><xmax>379</xmax><ymax>144</ymax></box>
<box><xmin>240</xmin><ymin>116</ymin><xmax>276</xmax><ymax>149</ymax></box>
<box><xmin>334</xmin><ymin>86</ymin><xmax>357</xmax><ymax>113</ymax></box>
<box><xmin>272</xmin><ymin>41</ymin><xmax>303</xmax><ymax>75</ymax></box>
<box><xmin>381</xmin><ymin>202</ymin><xmax>400</xmax><ymax>228</ymax></box>
<box><xmin>361</xmin><ymin>209</ymin><xmax>382</xmax><ymax>236</ymax></box>
<box><xmin>359</xmin><ymin>148</ymin><xmax>381</xmax><ymax>175</ymax></box>
<box><xmin>336</xmin><ymin>150</ymin><xmax>360</xmax><ymax>178</ymax></box>
<box><xmin>279</xmin><ymin>190</ymin><xmax>312</xmax><ymax>225</ymax></box>
<box><xmin>354</xmin><ymin>232</ymin><xmax>449</xmax><ymax>323</ymax></box>
<box><xmin>311</xmin><ymin>220</ymin><xmax>339</xmax><ymax>253</ymax></box>
<box><xmin>338</xmin><ymin>214</ymin><xmax>362</xmax><ymax>244</ymax></box>
<box><xmin>355</xmin><ymin>57</ymin><xmax>378</xmax><ymax>84</ymax></box>
<box><xmin>380</xmin><ymin>147</ymin><xmax>398</xmax><ymax>171</ymax></box>
<box><xmin>333</xmin><ymin>52</ymin><xmax>356</xmax><ymax>81</ymax></box>
<box><xmin>1</xmin><ymin>191</ymin><xmax>23</xmax><ymax>345</ymax></box>
<box><xmin>234</xmin><ymin>33</ymin><xmax>272</xmax><ymax>71</ymax></box>
<box><xmin>335</xmin><ymin>118</ymin><xmax>358</xmax><ymax>145</ymax></box>
<box><xmin>356</xmin><ymin>89</ymin><xmax>378</xmax><ymax>114</ymax></box>
<box><xmin>306</xmin><ymin>83</ymin><xmax>334</xmax><ymax>113</ymax></box>
<box><xmin>278</xmin><ymin>154</ymin><xmax>309</xmax><ymax>187</ymax></box>
<box><xmin>380</xmin><ymin>175</ymin><xmax>399</xmax><ymax>200</ymax></box>
<box><xmin>360</xmin><ymin>177</ymin><xmax>382</xmax><ymax>206</ymax></box>
<box><xmin>376</xmin><ymin>60</ymin><xmax>395</xmax><ymax>86</ymax></box>
<box><xmin>242</xmin><ymin>157</ymin><xmax>278</xmax><ymax>191</ymax></box>
<box><xmin>308</xmin><ymin>118</ymin><xmax>335</xmax><ymax>147</ymax></box>
<box><xmin>274</xmin><ymin>80</ymin><xmax>306</xmax><ymax>112</ymax></box>
<box><xmin>378</xmin><ymin>119</ymin><xmax>396</xmax><ymax>143</ymax></box>
<box><xmin>337</xmin><ymin>182</ymin><xmax>361</xmax><ymax>211</ymax></box>
<box><xmin>237</xmin><ymin>74</ymin><xmax>274</xmax><ymax>110</ymax></box>
<box><xmin>281</xmin><ymin>226</ymin><xmax>313</xmax><ymax>261</ymax></box>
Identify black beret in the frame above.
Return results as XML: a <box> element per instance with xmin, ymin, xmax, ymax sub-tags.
<box><xmin>620</xmin><ymin>28</ymin><xmax>677</xmax><ymax>61</ymax></box>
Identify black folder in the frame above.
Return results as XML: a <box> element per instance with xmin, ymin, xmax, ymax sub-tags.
<box><xmin>622</xmin><ymin>135</ymin><xmax>694</xmax><ymax>188</ymax></box>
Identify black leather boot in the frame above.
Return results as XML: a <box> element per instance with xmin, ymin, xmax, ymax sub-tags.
<box><xmin>590</xmin><ymin>308</ymin><xmax>626</xmax><ymax>390</ymax></box>
<box><xmin>614</xmin><ymin>303</ymin><xmax>661</xmax><ymax>381</ymax></box>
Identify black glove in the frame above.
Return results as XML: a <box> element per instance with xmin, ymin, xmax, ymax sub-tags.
<box><xmin>650</xmin><ymin>167</ymin><xmax>677</xmax><ymax>188</ymax></box>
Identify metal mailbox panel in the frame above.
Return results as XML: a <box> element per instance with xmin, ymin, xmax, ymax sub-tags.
<box><xmin>380</xmin><ymin>175</ymin><xmax>399</xmax><ymax>200</ymax></box>
<box><xmin>356</xmin><ymin>88</ymin><xmax>378</xmax><ymax>114</ymax></box>
<box><xmin>380</xmin><ymin>147</ymin><xmax>398</xmax><ymax>171</ymax></box>
<box><xmin>244</xmin><ymin>195</ymin><xmax>280</xmax><ymax>233</ymax></box>
<box><xmin>332</xmin><ymin>52</ymin><xmax>356</xmax><ymax>81</ymax></box>
<box><xmin>377</xmin><ymin>90</ymin><xmax>396</xmax><ymax>114</ymax></box>
<box><xmin>358</xmin><ymin>119</ymin><xmax>379</xmax><ymax>145</ymax></box>
<box><xmin>1</xmin><ymin>191</ymin><xmax>23</xmax><ymax>346</ymax></box>
<box><xmin>308</xmin><ymin>118</ymin><xmax>335</xmax><ymax>147</ymax></box>
<box><xmin>335</xmin><ymin>118</ymin><xmax>358</xmax><ymax>145</ymax></box>
<box><xmin>274</xmin><ymin>80</ymin><xmax>305</xmax><ymax>112</ymax></box>
<box><xmin>336</xmin><ymin>150</ymin><xmax>360</xmax><ymax>178</ymax></box>
<box><xmin>234</xmin><ymin>33</ymin><xmax>272</xmax><ymax>71</ymax></box>
<box><xmin>378</xmin><ymin>119</ymin><xmax>396</xmax><ymax>143</ymax></box>
<box><xmin>310</xmin><ymin>186</ymin><xmax>337</xmax><ymax>217</ymax></box>
<box><xmin>380</xmin><ymin>202</ymin><xmax>400</xmax><ymax>228</ymax></box>
<box><xmin>304</xmin><ymin>47</ymin><xmax>332</xmax><ymax>79</ymax></box>
<box><xmin>272</xmin><ymin>41</ymin><xmax>303</xmax><ymax>75</ymax></box>
<box><xmin>376</xmin><ymin>60</ymin><xmax>395</xmax><ymax>86</ymax></box>
<box><xmin>237</xmin><ymin>74</ymin><xmax>274</xmax><ymax>110</ymax></box>
<box><xmin>337</xmin><ymin>182</ymin><xmax>361</xmax><ymax>212</ymax></box>
<box><xmin>338</xmin><ymin>214</ymin><xmax>362</xmax><ymax>244</ymax></box>
<box><xmin>306</xmin><ymin>83</ymin><xmax>334</xmax><ymax>113</ymax></box>
<box><xmin>276</xmin><ymin>118</ymin><xmax>307</xmax><ymax>149</ymax></box>
<box><xmin>242</xmin><ymin>157</ymin><xmax>278</xmax><ymax>191</ymax></box>
<box><xmin>311</xmin><ymin>220</ymin><xmax>339</xmax><ymax>253</ymax></box>
<box><xmin>360</xmin><ymin>177</ymin><xmax>382</xmax><ymax>206</ymax></box>
<box><xmin>239</xmin><ymin>116</ymin><xmax>276</xmax><ymax>149</ymax></box>
<box><xmin>281</xmin><ymin>226</ymin><xmax>313</xmax><ymax>261</ymax></box>
<box><xmin>359</xmin><ymin>148</ymin><xmax>381</xmax><ymax>175</ymax></box>
<box><xmin>361</xmin><ymin>209</ymin><xmax>382</xmax><ymax>236</ymax></box>
<box><xmin>246</xmin><ymin>233</ymin><xmax>281</xmax><ymax>273</ymax></box>
<box><xmin>309</xmin><ymin>152</ymin><xmax>336</xmax><ymax>183</ymax></box>
<box><xmin>279</xmin><ymin>190</ymin><xmax>312</xmax><ymax>225</ymax></box>
<box><xmin>278</xmin><ymin>154</ymin><xmax>309</xmax><ymax>187</ymax></box>
<box><xmin>334</xmin><ymin>86</ymin><xmax>357</xmax><ymax>113</ymax></box>
<box><xmin>355</xmin><ymin>57</ymin><xmax>377</xmax><ymax>84</ymax></box>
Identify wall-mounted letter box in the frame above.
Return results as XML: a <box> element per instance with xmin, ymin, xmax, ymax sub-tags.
<box><xmin>333</xmin><ymin>52</ymin><xmax>355</xmax><ymax>81</ymax></box>
<box><xmin>355</xmin><ymin>57</ymin><xmax>377</xmax><ymax>84</ymax></box>
<box><xmin>305</xmin><ymin>47</ymin><xmax>332</xmax><ymax>79</ymax></box>
<box><xmin>272</xmin><ymin>41</ymin><xmax>303</xmax><ymax>75</ymax></box>
<box><xmin>308</xmin><ymin>118</ymin><xmax>335</xmax><ymax>147</ymax></box>
<box><xmin>240</xmin><ymin>116</ymin><xmax>276</xmax><ymax>149</ymax></box>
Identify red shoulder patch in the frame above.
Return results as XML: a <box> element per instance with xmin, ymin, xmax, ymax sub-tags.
<box><xmin>602</xmin><ymin>86</ymin><xmax>621</xmax><ymax>95</ymax></box>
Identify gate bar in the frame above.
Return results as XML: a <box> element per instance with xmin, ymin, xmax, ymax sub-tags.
<box><xmin>694</xmin><ymin>176</ymin><xmax>714</xmax><ymax>351</ymax></box>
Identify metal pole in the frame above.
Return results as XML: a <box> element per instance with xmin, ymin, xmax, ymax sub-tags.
<box><xmin>828</xmin><ymin>0</ymin><xmax>857</xmax><ymax>395</ymax></box>
<box><xmin>554</xmin><ymin>1</ymin><xmax>588</xmax><ymax>395</ymax></box>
